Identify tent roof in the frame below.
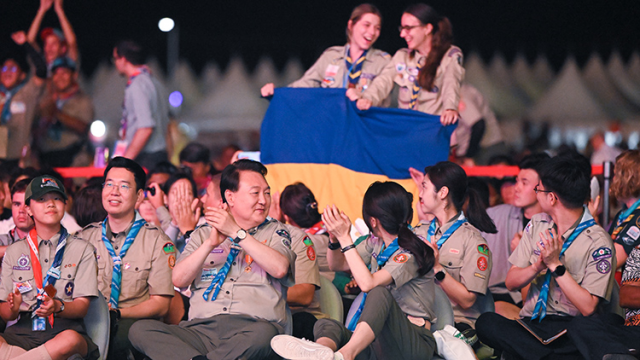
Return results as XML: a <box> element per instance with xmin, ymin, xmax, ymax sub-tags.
<box><xmin>582</xmin><ymin>53</ymin><xmax>638</xmax><ymax>119</ymax></box>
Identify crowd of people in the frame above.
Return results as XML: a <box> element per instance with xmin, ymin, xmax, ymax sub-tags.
<box><xmin>0</xmin><ymin>1</ymin><xmax>639</xmax><ymax>360</ymax></box>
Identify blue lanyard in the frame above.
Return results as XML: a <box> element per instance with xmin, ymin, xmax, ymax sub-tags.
<box><xmin>27</xmin><ymin>227</ymin><xmax>68</xmax><ymax>315</ymax></box>
<box><xmin>428</xmin><ymin>213</ymin><xmax>467</xmax><ymax>249</ymax></box>
<box><xmin>618</xmin><ymin>198</ymin><xmax>640</xmax><ymax>227</ymax></box>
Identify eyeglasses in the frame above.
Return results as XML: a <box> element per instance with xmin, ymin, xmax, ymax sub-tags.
<box><xmin>398</xmin><ymin>25</ymin><xmax>422</xmax><ymax>33</ymax></box>
<box><xmin>103</xmin><ymin>181</ymin><xmax>132</xmax><ymax>193</ymax></box>
<box><xmin>1</xmin><ymin>66</ymin><xmax>18</xmax><ymax>73</ymax></box>
<box><xmin>534</xmin><ymin>185</ymin><xmax>553</xmax><ymax>194</ymax></box>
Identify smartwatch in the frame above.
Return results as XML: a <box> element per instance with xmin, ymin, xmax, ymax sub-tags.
<box><xmin>435</xmin><ymin>270</ymin><xmax>446</xmax><ymax>281</ymax></box>
<box><xmin>328</xmin><ymin>242</ymin><xmax>341</xmax><ymax>251</ymax></box>
<box><xmin>552</xmin><ymin>265</ymin><xmax>566</xmax><ymax>277</ymax></box>
<box><xmin>235</xmin><ymin>229</ymin><xmax>247</xmax><ymax>243</ymax></box>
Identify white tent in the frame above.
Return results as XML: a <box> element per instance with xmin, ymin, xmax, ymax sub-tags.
<box><xmin>200</xmin><ymin>62</ymin><xmax>221</xmax><ymax>95</ymax></box>
<box><xmin>628</xmin><ymin>51</ymin><xmax>640</xmax><ymax>86</ymax></box>
<box><xmin>488</xmin><ymin>53</ymin><xmax>530</xmax><ymax>106</ymax></box>
<box><xmin>280</xmin><ymin>58</ymin><xmax>305</xmax><ymax>87</ymax></box>
<box><xmin>607</xmin><ymin>51</ymin><xmax>640</xmax><ymax>107</ymax></box>
<box><xmin>253</xmin><ymin>57</ymin><xmax>279</xmax><ymax>88</ymax></box>
<box><xmin>531</xmin><ymin>55</ymin><xmax>554</xmax><ymax>87</ymax></box>
<box><xmin>168</xmin><ymin>60</ymin><xmax>202</xmax><ymax>109</ymax></box>
<box><xmin>510</xmin><ymin>53</ymin><xmax>547</xmax><ymax>101</ymax></box>
<box><xmin>582</xmin><ymin>53</ymin><xmax>638</xmax><ymax>119</ymax></box>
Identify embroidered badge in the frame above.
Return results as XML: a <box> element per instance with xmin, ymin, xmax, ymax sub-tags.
<box><xmin>124</xmin><ymin>263</ymin><xmax>131</xmax><ymax>270</ymax></box>
<box><xmin>477</xmin><ymin>244</ymin><xmax>490</xmax><ymax>256</ymax></box>
<box><xmin>64</xmin><ymin>263</ymin><xmax>76</xmax><ymax>268</ymax></box>
<box><xmin>524</xmin><ymin>221</ymin><xmax>533</xmax><ymax>234</ymax></box>
<box><xmin>307</xmin><ymin>246</ymin><xmax>316</xmax><ymax>261</ymax></box>
<box><xmin>596</xmin><ymin>259</ymin><xmax>611</xmax><ymax>274</ymax></box>
<box><xmin>477</xmin><ymin>256</ymin><xmax>488</xmax><ymax>271</ymax></box>
<box><xmin>40</xmin><ymin>177</ymin><xmax>59</xmax><ymax>189</ymax></box>
<box><xmin>533</xmin><ymin>249</ymin><xmax>541</xmax><ymax>256</ymax></box>
<box><xmin>14</xmin><ymin>254</ymin><xmax>31</xmax><ymax>271</ymax></box>
<box><xmin>627</xmin><ymin>226</ymin><xmax>640</xmax><ymax>241</ymax></box>
<box><xmin>303</xmin><ymin>237</ymin><xmax>314</xmax><ymax>247</ymax></box>
<box><xmin>322</xmin><ymin>77</ymin><xmax>335</xmax><ymax>86</ymax></box>
<box><xmin>431</xmin><ymin>85</ymin><xmax>439</xmax><ymax>93</ymax></box>
<box><xmin>408</xmin><ymin>67</ymin><xmax>419</xmax><ymax>76</ymax></box>
<box><xmin>325</xmin><ymin>64</ymin><xmax>339</xmax><ymax>77</ymax></box>
<box><xmin>65</xmin><ymin>282</ymin><xmax>74</xmax><ymax>297</ymax></box>
<box><xmin>474</xmin><ymin>272</ymin><xmax>486</xmax><ymax>279</ymax></box>
<box><xmin>623</xmin><ymin>236</ymin><xmax>635</xmax><ymax>246</ymax></box>
<box><xmin>408</xmin><ymin>75</ymin><xmax>415</xmax><ymax>83</ymax></box>
<box><xmin>163</xmin><ymin>242</ymin><xmax>176</xmax><ymax>254</ymax></box>
<box><xmin>592</xmin><ymin>247</ymin><xmax>612</xmax><ymax>261</ymax></box>
<box><xmin>245</xmin><ymin>266</ymin><xmax>252</xmax><ymax>272</ymax></box>
<box><xmin>282</xmin><ymin>238</ymin><xmax>292</xmax><ymax>250</ymax></box>
<box><xmin>393</xmin><ymin>254</ymin><xmax>409</xmax><ymax>263</ymax></box>
<box><xmin>201</xmin><ymin>268</ymin><xmax>218</xmax><ymax>282</ymax></box>
<box><xmin>168</xmin><ymin>255</ymin><xmax>176</xmax><ymax>269</ymax></box>
<box><xmin>396</xmin><ymin>63</ymin><xmax>406</xmax><ymax>73</ymax></box>
<box><xmin>211</xmin><ymin>249</ymin><xmax>224</xmax><ymax>254</ymax></box>
<box><xmin>276</xmin><ymin>229</ymin><xmax>291</xmax><ymax>240</ymax></box>
<box><xmin>449</xmin><ymin>248</ymin><xmax>460</xmax><ymax>254</ymax></box>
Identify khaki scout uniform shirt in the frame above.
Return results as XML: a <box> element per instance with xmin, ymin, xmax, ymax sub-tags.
<box><xmin>37</xmin><ymin>90</ymin><xmax>94</xmax><ymax>153</ymax></box>
<box><xmin>0</xmin><ymin>231</ymin><xmax>99</xmax><ymax>311</ymax></box>
<box><xmin>285</xmin><ymin>225</ymin><xmax>323</xmax><ymax>317</ymax></box>
<box><xmin>79</xmin><ymin>218</ymin><xmax>175</xmax><ymax>308</ymax></box>
<box><xmin>179</xmin><ymin>219</ymin><xmax>295</xmax><ymax>329</ymax></box>
<box><xmin>510</xmin><ymin>210</ymin><xmax>615</xmax><ymax>318</ymax></box>
<box><xmin>307</xmin><ymin>232</ymin><xmax>332</xmax><ymax>279</ymax></box>
<box><xmin>355</xmin><ymin>235</ymin><xmax>436</xmax><ymax>322</ymax></box>
<box><xmin>361</xmin><ymin>46</ymin><xmax>465</xmax><ymax>115</ymax></box>
<box><xmin>290</xmin><ymin>45</ymin><xmax>391</xmax><ymax>92</ymax></box>
<box><xmin>1</xmin><ymin>77</ymin><xmax>44</xmax><ymax>160</ymax></box>
<box><xmin>434</xmin><ymin>215</ymin><xmax>492</xmax><ymax>326</ymax></box>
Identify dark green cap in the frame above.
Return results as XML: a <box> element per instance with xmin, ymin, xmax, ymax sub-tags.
<box><xmin>25</xmin><ymin>175</ymin><xmax>68</xmax><ymax>203</ymax></box>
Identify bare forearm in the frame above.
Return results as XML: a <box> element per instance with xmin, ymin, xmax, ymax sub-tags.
<box><xmin>28</xmin><ymin>9</ymin><xmax>47</xmax><ymax>45</ymax></box>
<box><xmin>554</xmin><ymin>272</ymin><xmax>599</xmax><ymax>316</ymax></box>
<box><xmin>55</xmin><ymin>7</ymin><xmax>78</xmax><ymax>60</ymax></box>
<box><xmin>287</xmin><ymin>283</ymin><xmax>315</xmax><ymax>306</ymax></box>
<box><xmin>506</xmin><ymin>264</ymin><xmax>542</xmax><ymax>291</ymax></box>
<box><xmin>343</xmin><ymin>248</ymin><xmax>375</xmax><ymax>292</ymax></box>
<box><xmin>620</xmin><ymin>284</ymin><xmax>640</xmax><ymax>309</ymax></box>
<box><xmin>56</xmin><ymin>297</ymin><xmax>89</xmax><ymax>319</ymax></box>
<box><xmin>119</xmin><ymin>295</ymin><xmax>171</xmax><ymax>319</ymax></box>
<box><xmin>327</xmin><ymin>243</ymin><xmax>349</xmax><ymax>272</ymax></box>
<box><xmin>241</xmin><ymin>236</ymin><xmax>289</xmax><ymax>278</ymax></box>
<box><xmin>54</xmin><ymin>111</ymin><xmax>88</xmax><ymax>134</ymax></box>
<box><xmin>436</xmin><ymin>270</ymin><xmax>477</xmax><ymax>309</ymax></box>
<box><xmin>0</xmin><ymin>302</ymin><xmax>19</xmax><ymax>321</ymax></box>
<box><xmin>123</xmin><ymin>128</ymin><xmax>153</xmax><ymax>160</ymax></box>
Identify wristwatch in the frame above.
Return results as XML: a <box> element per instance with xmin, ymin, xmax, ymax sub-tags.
<box><xmin>55</xmin><ymin>298</ymin><xmax>65</xmax><ymax>314</ymax></box>
<box><xmin>235</xmin><ymin>229</ymin><xmax>247</xmax><ymax>243</ymax></box>
<box><xmin>328</xmin><ymin>242</ymin><xmax>341</xmax><ymax>250</ymax></box>
<box><xmin>552</xmin><ymin>265</ymin><xmax>566</xmax><ymax>277</ymax></box>
<box><xmin>435</xmin><ymin>269</ymin><xmax>446</xmax><ymax>281</ymax></box>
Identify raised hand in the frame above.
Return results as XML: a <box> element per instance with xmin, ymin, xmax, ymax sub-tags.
<box><xmin>321</xmin><ymin>205</ymin><xmax>352</xmax><ymax>246</ymax></box>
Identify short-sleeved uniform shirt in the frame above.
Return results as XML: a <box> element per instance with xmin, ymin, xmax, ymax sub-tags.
<box><xmin>123</xmin><ymin>71</ymin><xmax>169</xmax><ymax>154</ymax></box>
<box><xmin>362</xmin><ymin>46</ymin><xmax>465</xmax><ymax>115</ymax></box>
<box><xmin>433</xmin><ymin>215</ymin><xmax>492</xmax><ymax>326</ymax></box>
<box><xmin>621</xmin><ymin>246</ymin><xmax>640</xmax><ymax>325</ymax></box>
<box><xmin>285</xmin><ymin>225</ymin><xmax>322</xmax><ymax>317</ymax></box>
<box><xmin>37</xmin><ymin>89</ymin><xmax>94</xmax><ymax>153</ymax></box>
<box><xmin>289</xmin><ymin>45</ymin><xmax>391</xmax><ymax>93</ymax></box>
<box><xmin>78</xmin><ymin>217</ymin><xmax>175</xmax><ymax>308</ymax></box>
<box><xmin>0</xmin><ymin>230</ymin><xmax>99</xmax><ymax>310</ymax></box>
<box><xmin>609</xmin><ymin>208</ymin><xmax>640</xmax><ymax>256</ymax></box>
<box><xmin>304</xmin><ymin>222</ymin><xmax>332</xmax><ymax>279</ymax></box>
<box><xmin>1</xmin><ymin>77</ymin><xmax>44</xmax><ymax>160</ymax></box>
<box><xmin>180</xmin><ymin>219</ymin><xmax>295</xmax><ymax>330</ymax></box>
<box><xmin>355</xmin><ymin>234</ymin><xmax>436</xmax><ymax>322</ymax></box>
<box><xmin>0</xmin><ymin>228</ymin><xmax>24</xmax><ymax>247</ymax></box>
<box><xmin>510</xmin><ymin>210</ymin><xmax>615</xmax><ymax>318</ymax></box>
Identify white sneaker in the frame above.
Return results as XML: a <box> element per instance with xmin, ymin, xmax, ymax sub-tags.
<box><xmin>271</xmin><ymin>335</ymin><xmax>342</xmax><ymax>360</ymax></box>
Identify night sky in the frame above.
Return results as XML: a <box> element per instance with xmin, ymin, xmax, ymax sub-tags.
<box><xmin>1</xmin><ymin>0</ymin><xmax>639</xmax><ymax>76</ymax></box>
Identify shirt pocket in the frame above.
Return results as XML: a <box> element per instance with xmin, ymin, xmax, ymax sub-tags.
<box><xmin>120</xmin><ymin>260</ymin><xmax>151</xmax><ymax>300</ymax></box>
<box><xmin>442</xmin><ymin>253</ymin><xmax>464</xmax><ymax>282</ymax></box>
<box><xmin>11</xmin><ymin>271</ymin><xmax>37</xmax><ymax>304</ymax></box>
<box><xmin>59</xmin><ymin>263</ymin><xmax>80</xmax><ymax>301</ymax></box>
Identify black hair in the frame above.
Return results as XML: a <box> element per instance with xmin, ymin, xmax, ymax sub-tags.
<box><xmin>1</xmin><ymin>52</ymin><xmax>29</xmax><ymax>74</ymax></box>
<box><xmin>363</xmin><ymin>181</ymin><xmax>435</xmax><ymax>276</ymax></box>
<box><xmin>180</xmin><ymin>143</ymin><xmax>211</xmax><ymax>165</ymax></box>
<box><xmin>467</xmin><ymin>177</ymin><xmax>490</xmax><ymax>209</ymax></box>
<box><xmin>424</xmin><ymin>161</ymin><xmax>497</xmax><ymax>233</ymax></box>
<box><xmin>10</xmin><ymin>178</ymin><xmax>31</xmax><ymax>198</ymax></box>
<box><xmin>518</xmin><ymin>153</ymin><xmax>551</xmax><ymax>174</ymax></box>
<box><xmin>163</xmin><ymin>171</ymin><xmax>198</xmax><ymax>200</ymax></box>
<box><xmin>114</xmin><ymin>40</ymin><xmax>146</xmax><ymax>66</ymax></box>
<box><xmin>220</xmin><ymin>160</ymin><xmax>267</xmax><ymax>203</ymax></box>
<box><xmin>280</xmin><ymin>183</ymin><xmax>321</xmax><ymax>228</ymax></box>
<box><xmin>539</xmin><ymin>154</ymin><xmax>591</xmax><ymax>209</ymax></box>
<box><xmin>104</xmin><ymin>157</ymin><xmax>146</xmax><ymax>192</ymax></box>
<box><xmin>72</xmin><ymin>184</ymin><xmax>107</xmax><ymax>228</ymax></box>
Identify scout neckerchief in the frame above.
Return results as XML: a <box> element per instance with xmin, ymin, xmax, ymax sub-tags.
<box><xmin>347</xmin><ymin>237</ymin><xmax>400</xmax><ymax>331</ymax></box>
<box><xmin>344</xmin><ymin>45</ymin><xmax>368</xmax><ymax>88</ymax></box>
<box><xmin>305</xmin><ymin>221</ymin><xmax>327</xmax><ymax>236</ymax></box>
<box><xmin>0</xmin><ymin>81</ymin><xmax>26</xmax><ymax>125</ymax></box>
<box><xmin>101</xmin><ymin>212</ymin><xmax>146</xmax><ymax>309</ymax></box>
<box><xmin>203</xmin><ymin>218</ymin><xmax>272</xmax><ymax>301</ymax></box>
<box><xmin>531</xmin><ymin>207</ymin><xmax>596</xmax><ymax>321</ymax></box>
<box><xmin>611</xmin><ymin>198</ymin><xmax>640</xmax><ymax>241</ymax></box>
<box><xmin>409</xmin><ymin>61</ymin><xmax>423</xmax><ymax>110</ymax></box>
<box><xmin>428</xmin><ymin>213</ymin><xmax>467</xmax><ymax>249</ymax></box>
<box><xmin>119</xmin><ymin>66</ymin><xmax>150</xmax><ymax>140</ymax></box>
<box><xmin>27</xmin><ymin>226</ymin><xmax>68</xmax><ymax>327</ymax></box>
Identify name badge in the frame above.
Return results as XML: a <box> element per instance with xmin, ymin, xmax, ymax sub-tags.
<box><xmin>32</xmin><ymin>317</ymin><xmax>46</xmax><ymax>331</ymax></box>
<box><xmin>201</xmin><ymin>268</ymin><xmax>218</xmax><ymax>282</ymax></box>
<box><xmin>10</xmin><ymin>101</ymin><xmax>26</xmax><ymax>114</ymax></box>
<box><xmin>15</xmin><ymin>281</ymin><xmax>33</xmax><ymax>294</ymax></box>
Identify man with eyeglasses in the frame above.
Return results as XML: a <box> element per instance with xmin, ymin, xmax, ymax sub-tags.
<box><xmin>476</xmin><ymin>154</ymin><xmax>615</xmax><ymax>360</ymax></box>
<box><xmin>0</xmin><ymin>32</ymin><xmax>47</xmax><ymax>166</ymax></box>
<box><xmin>76</xmin><ymin>157</ymin><xmax>175</xmax><ymax>360</ymax></box>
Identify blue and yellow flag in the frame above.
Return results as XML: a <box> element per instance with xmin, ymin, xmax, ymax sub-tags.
<box><xmin>261</xmin><ymin>88</ymin><xmax>455</xmax><ymax>222</ymax></box>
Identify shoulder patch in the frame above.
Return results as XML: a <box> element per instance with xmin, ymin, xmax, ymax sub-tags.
<box><xmin>163</xmin><ymin>242</ymin><xmax>176</xmax><ymax>254</ymax></box>
<box><xmin>627</xmin><ymin>226</ymin><xmax>640</xmax><ymax>241</ymax></box>
<box><xmin>381</xmin><ymin>52</ymin><xmax>391</xmax><ymax>59</ymax></box>
<box><xmin>168</xmin><ymin>255</ymin><xmax>176</xmax><ymax>269</ymax></box>
<box><xmin>307</xmin><ymin>246</ymin><xmax>316</xmax><ymax>261</ymax></box>
<box><xmin>474</xmin><ymin>272</ymin><xmax>486</xmax><ymax>279</ymax></box>
<box><xmin>477</xmin><ymin>244</ymin><xmax>489</xmax><ymax>256</ymax></box>
<box><xmin>596</xmin><ymin>259</ymin><xmax>611</xmax><ymax>274</ymax></box>
<box><xmin>276</xmin><ymin>229</ymin><xmax>291</xmax><ymax>241</ymax></box>
<box><xmin>282</xmin><ymin>238</ymin><xmax>292</xmax><ymax>250</ymax></box>
<box><xmin>592</xmin><ymin>247</ymin><xmax>612</xmax><ymax>261</ymax></box>
<box><xmin>477</xmin><ymin>256</ymin><xmax>488</xmax><ymax>271</ymax></box>
<box><xmin>303</xmin><ymin>236</ymin><xmax>314</xmax><ymax>247</ymax></box>
<box><xmin>393</xmin><ymin>253</ymin><xmax>409</xmax><ymax>264</ymax></box>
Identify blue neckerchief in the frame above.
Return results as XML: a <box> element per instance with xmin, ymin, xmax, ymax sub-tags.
<box><xmin>202</xmin><ymin>218</ymin><xmax>272</xmax><ymax>301</ymax></box>
<box><xmin>618</xmin><ymin>198</ymin><xmax>640</xmax><ymax>228</ymax></box>
<box><xmin>343</xmin><ymin>45</ymin><xmax>368</xmax><ymax>88</ymax></box>
<box><xmin>0</xmin><ymin>81</ymin><xmax>26</xmax><ymax>124</ymax></box>
<box><xmin>30</xmin><ymin>227</ymin><xmax>69</xmax><ymax>316</ymax></box>
<box><xmin>347</xmin><ymin>237</ymin><xmax>400</xmax><ymax>331</ymax></box>
<box><xmin>101</xmin><ymin>213</ymin><xmax>146</xmax><ymax>309</ymax></box>
<box><xmin>531</xmin><ymin>207</ymin><xmax>596</xmax><ymax>321</ymax></box>
<box><xmin>428</xmin><ymin>213</ymin><xmax>467</xmax><ymax>249</ymax></box>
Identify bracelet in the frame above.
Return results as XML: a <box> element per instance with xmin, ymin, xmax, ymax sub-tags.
<box><xmin>328</xmin><ymin>242</ymin><xmax>341</xmax><ymax>250</ymax></box>
<box><xmin>341</xmin><ymin>244</ymin><xmax>356</xmax><ymax>253</ymax></box>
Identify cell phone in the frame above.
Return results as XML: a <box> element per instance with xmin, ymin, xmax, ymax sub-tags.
<box><xmin>590</xmin><ymin>177</ymin><xmax>600</xmax><ymax>202</ymax></box>
<box><xmin>237</xmin><ymin>151</ymin><xmax>261</xmax><ymax>162</ymax></box>
<box><xmin>146</xmin><ymin>186</ymin><xmax>156</xmax><ymax>196</ymax></box>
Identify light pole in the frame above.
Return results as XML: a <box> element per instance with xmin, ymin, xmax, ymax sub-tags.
<box><xmin>158</xmin><ymin>17</ymin><xmax>179</xmax><ymax>78</ymax></box>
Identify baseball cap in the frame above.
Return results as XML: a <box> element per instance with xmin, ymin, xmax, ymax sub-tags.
<box><xmin>25</xmin><ymin>175</ymin><xmax>68</xmax><ymax>203</ymax></box>
<box><xmin>40</xmin><ymin>28</ymin><xmax>66</xmax><ymax>43</ymax></box>
<box><xmin>51</xmin><ymin>57</ymin><xmax>77</xmax><ymax>72</ymax></box>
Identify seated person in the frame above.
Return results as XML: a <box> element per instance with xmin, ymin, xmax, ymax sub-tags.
<box><xmin>0</xmin><ymin>179</ymin><xmax>35</xmax><ymax>255</ymax></box>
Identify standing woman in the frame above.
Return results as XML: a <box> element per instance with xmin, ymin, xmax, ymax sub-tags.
<box><xmin>419</xmin><ymin>161</ymin><xmax>496</xmax><ymax>341</ymax></box>
<box><xmin>261</xmin><ymin>4</ymin><xmax>390</xmax><ymax>97</ymax></box>
<box><xmin>352</xmin><ymin>4</ymin><xmax>464</xmax><ymax>125</ymax></box>
<box><xmin>272</xmin><ymin>181</ymin><xmax>438</xmax><ymax>360</ymax></box>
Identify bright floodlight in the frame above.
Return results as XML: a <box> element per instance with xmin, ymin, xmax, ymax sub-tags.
<box><xmin>90</xmin><ymin>120</ymin><xmax>106</xmax><ymax>138</ymax></box>
<box><xmin>158</xmin><ymin>18</ymin><xmax>175</xmax><ymax>32</ymax></box>
<box><xmin>169</xmin><ymin>91</ymin><xmax>183</xmax><ymax>108</ymax></box>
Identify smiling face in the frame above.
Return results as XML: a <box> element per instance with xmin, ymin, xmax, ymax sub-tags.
<box><xmin>43</xmin><ymin>35</ymin><xmax>65</xmax><ymax>64</ymax></box>
<box><xmin>52</xmin><ymin>67</ymin><xmax>75</xmax><ymax>93</ymax></box>
<box><xmin>12</xmin><ymin>191</ymin><xmax>34</xmax><ymax>232</ymax></box>
<box><xmin>399</xmin><ymin>13</ymin><xmax>432</xmax><ymax>52</ymax></box>
<box><xmin>102</xmin><ymin>167</ymin><xmax>143</xmax><ymax>219</ymax></box>
<box><xmin>27</xmin><ymin>192</ymin><xmax>66</xmax><ymax>227</ymax></box>
<box><xmin>348</xmin><ymin>13</ymin><xmax>381</xmax><ymax>52</ymax></box>
<box><xmin>1</xmin><ymin>59</ymin><xmax>26</xmax><ymax>90</ymax></box>
<box><xmin>225</xmin><ymin>170</ymin><xmax>271</xmax><ymax>228</ymax></box>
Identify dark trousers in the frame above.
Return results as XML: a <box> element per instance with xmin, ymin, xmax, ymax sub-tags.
<box><xmin>292</xmin><ymin>312</ymin><xmax>318</xmax><ymax>340</ymax></box>
<box><xmin>476</xmin><ymin>312</ymin><xmax>581</xmax><ymax>360</ymax></box>
<box><xmin>568</xmin><ymin>314</ymin><xmax>638</xmax><ymax>360</ymax></box>
<box><xmin>109</xmin><ymin>318</ymin><xmax>144</xmax><ymax>360</ymax></box>
<box><xmin>313</xmin><ymin>286</ymin><xmax>436</xmax><ymax>360</ymax></box>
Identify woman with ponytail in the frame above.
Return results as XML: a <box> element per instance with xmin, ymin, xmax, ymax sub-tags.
<box><xmin>419</xmin><ymin>161</ymin><xmax>496</xmax><ymax>343</ymax></box>
<box><xmin>271</xmin><ymin>181</ymin><xmax>439</xmax><ymax>360</ymax></box>
<box><xmin>350</xmin><ymin>3</ymin><xmax>464</xmax><ymax>126</ymax></box>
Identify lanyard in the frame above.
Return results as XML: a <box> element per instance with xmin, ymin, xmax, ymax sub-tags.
<box><xmin>428</xmin><ymin>213</ymin><xmax>467</xmax><ymax>249</ymax></box>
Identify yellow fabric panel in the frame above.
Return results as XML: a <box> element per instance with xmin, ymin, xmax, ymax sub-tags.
<box><xmin>265</xmin><ymin>163</ymin><xmax>420</xmax><ymax>225</ymax></box>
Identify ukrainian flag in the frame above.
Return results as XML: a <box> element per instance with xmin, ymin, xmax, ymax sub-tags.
<box><xmin>261</xmin><ymin>88</ymin><xmax>455</xmax><ymax>222</ymax></box>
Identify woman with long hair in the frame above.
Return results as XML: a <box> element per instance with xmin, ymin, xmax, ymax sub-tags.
<box><xmin>272</xmin><ymin>181</ymin><xmax>439</xmax><ymax>360</ymax></box>
<box><xmin>351</xmin><ymin>4</ymin><xmax>464</xmax><ymax>125</ymax></box>
<box><xmin>261</xmin><ymin>4</ymin><xmax>390</xmax><ymax>97</ymax></box>
<box><xmin>419</xmin><ymin>161</ymin><xmax>496</xmax><ymax>343</ymax></box>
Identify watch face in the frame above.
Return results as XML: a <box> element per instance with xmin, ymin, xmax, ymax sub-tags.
<box><xmin>237</xmin><ymin>229</ymin><xmax>247</xmax><ymax>240</ymax></box>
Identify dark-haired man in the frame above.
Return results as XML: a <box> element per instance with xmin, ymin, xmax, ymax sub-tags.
<box><xmin>130</xmin><ymin>160</ymin><xmax>295</xmax><ymax>360</ymax></box>
<box><xmin>476</xmin><ymin>155</ymin><xmax>615</xmax><ymax>359</ymax></box>
<box><xmin>77</xmin><ymin>157</ymin><xmax>175</xmax><ymax>359</ymax></box>
<box><xmin>0</xmin><ymin>179</ymin><xmax>35</xmax><ymax>261</ymax></box>
<box><xmin>113</xmin><ymin>40</ymin><xmax>170</xmax><ymax>170</ymax></box>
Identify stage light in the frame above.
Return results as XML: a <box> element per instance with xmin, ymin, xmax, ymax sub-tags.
<box><xmin>169</xmin><ymin>91</ymin><xmax>183</xmax><ymax>108</ymax></box>
<box><xmin>158</xmin><ymin>18</ymin><xmax>175</xmax><ymax>32</ymax></box>
<box><xmin>90</xmin><ymin>120</ymin><xmax>106</xmax><ymax>138</ymax></box>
